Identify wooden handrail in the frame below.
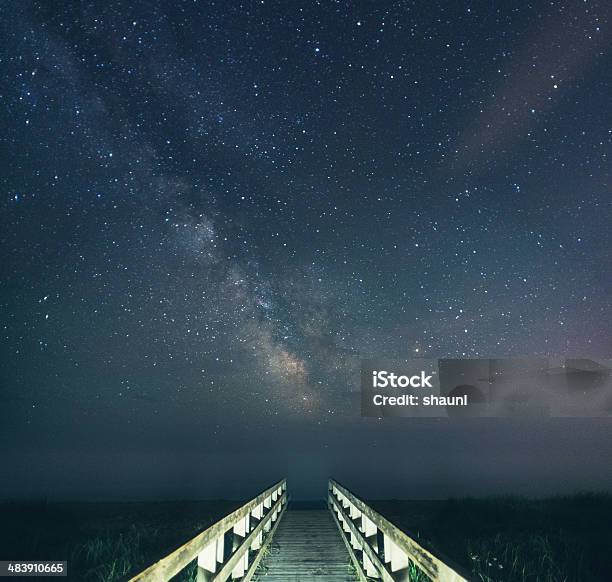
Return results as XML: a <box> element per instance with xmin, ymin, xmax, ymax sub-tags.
<box><xmin>128</xmin><ymin>478</ymin><xmax>287</xmax><ymax>582</ymax></box>
<box><xmin>328</xmin><ymin>479</ymin><xmax>472</xmax><ymax>582</ymax></box>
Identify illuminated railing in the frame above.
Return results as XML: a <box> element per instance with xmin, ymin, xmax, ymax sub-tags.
<box><xmin>328</xmin><ymin>479</ymin><xmax>471</xmax><ymax>582</ymax></box>
<box><xmin>128</xmin><ymin>478</ymin><xmax>287</xmax><ymax>582</ymax></box>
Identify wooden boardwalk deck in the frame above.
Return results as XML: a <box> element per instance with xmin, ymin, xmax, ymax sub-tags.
<box><xmin>127</xmin><ymin>480</ymin><xmax>471</xmax><ymax>582</ymax></box>
<box><xmin>253</xmin><ymin>509</ymin><xmax>357</xmax><ymax>581</ymax></box>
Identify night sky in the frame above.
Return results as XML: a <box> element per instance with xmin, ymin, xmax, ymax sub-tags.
<box><xmin>1</xmin><ymin>1</ymin><xmax>611</xmax><ymax>501</ymax></box>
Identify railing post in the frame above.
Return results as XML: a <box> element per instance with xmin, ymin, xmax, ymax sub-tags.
<box><xmin>196</xmin><ymin>538</ymin><xmax>217</xmax><ymax>582</ymax></box>
<box><xmin>363</xmin><ymin>551</ymin><xmax>378</xmax><ymax>578</ymax></box>
<box><xmin>231</xmin><ymin>514</ymin><xmax>250</xmax><ymax>579</ymax></box>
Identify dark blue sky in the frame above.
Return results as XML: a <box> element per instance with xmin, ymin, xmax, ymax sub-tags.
<box><xmin>1</xmin><ymin>0</ymin><xmax>611</xmax><ymax>500</ymax></box>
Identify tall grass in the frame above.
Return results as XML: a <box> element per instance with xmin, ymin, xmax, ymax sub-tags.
<box><xmin>467</xmin><ymin>532</ymin><xmax>584</xmax><ymax>581</ymax></box>
<box><xmin>373</xmin><ymin>493</ymin><xmax>612</xmax><ymax>582</ymax></box>
<box><xmin>71</xmin><ymin>525</ymin><xmax>155</xmax><ymax>581</ymax></box>
<box><xmin>459</xmin><ymin>495</ymin><xmax>609</xmax><ymax>581</ymax></box>
<box><xmin>408</xmin><ymin>559</ymin><xmax>431</xmax><ymax>581</ymax></box>
<box><xmin>71</xmin><ymin>524</ymin><xmax>200</xmax><ymax>581</ymax></box>
<box><xmin>0</xmin><ymin>500</ymin><xmax>239</xmax><ymax>581</ymax></box>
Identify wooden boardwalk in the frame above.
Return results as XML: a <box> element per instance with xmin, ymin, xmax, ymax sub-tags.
<box><xmin>128</xmin><ymin>480</ymin><xmax>472</xmax><ymax>582</ymax></box>
<box><xmin>253</xmin><ymin>509</ymin><xmax>357</xmax><ymax>581</ymax></box>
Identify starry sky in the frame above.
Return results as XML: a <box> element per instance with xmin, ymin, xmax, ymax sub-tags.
<box><xmin>1</xmin><ymin>1</ymin><xmax>611</xmax><ymax>500</ymax></box>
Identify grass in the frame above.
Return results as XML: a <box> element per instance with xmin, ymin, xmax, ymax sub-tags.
<box><xmin>371</xmin><ymin>493</ymin><xmax>612</xmax><ymax>582</ymax></box>
<box><xmin>2</xmin><ymin>494</ymin><xmax>610</xmax><ymax>580</ymax></box>
<box><xmin>466</xmin><ymin>532</ymin><xmax>579</xmax><ymax>581</ymax></box>
<box><xmin>408</xmin><ymin>559</ymin><xmax>431</xmax><ymax>582</ymax></box>
<box><xmin>0</xmin><ymin>500</ymin><xmax>239</xmax><ymax>581</ymax></box>
<box><xmin>71</xmin><ymin>524</ymin><xmax>152</xmax><ymax>581</ymax></box>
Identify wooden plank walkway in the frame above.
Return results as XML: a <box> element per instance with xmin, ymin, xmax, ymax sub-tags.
<box><xmin>253</xmin><ymin>509</ymin><xmax>357</xmax><ymax>581</ymax></box>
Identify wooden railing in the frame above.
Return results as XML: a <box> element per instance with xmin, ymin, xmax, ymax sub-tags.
<box><xmin>328</xmin><ymin>479</ymin><xmax>472</xmax><ymax>582</ymax></box>
<box><xmin>128</xmin><ymin>478</ymin><xmax>287</xmax><ymax>582</ymax></box>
